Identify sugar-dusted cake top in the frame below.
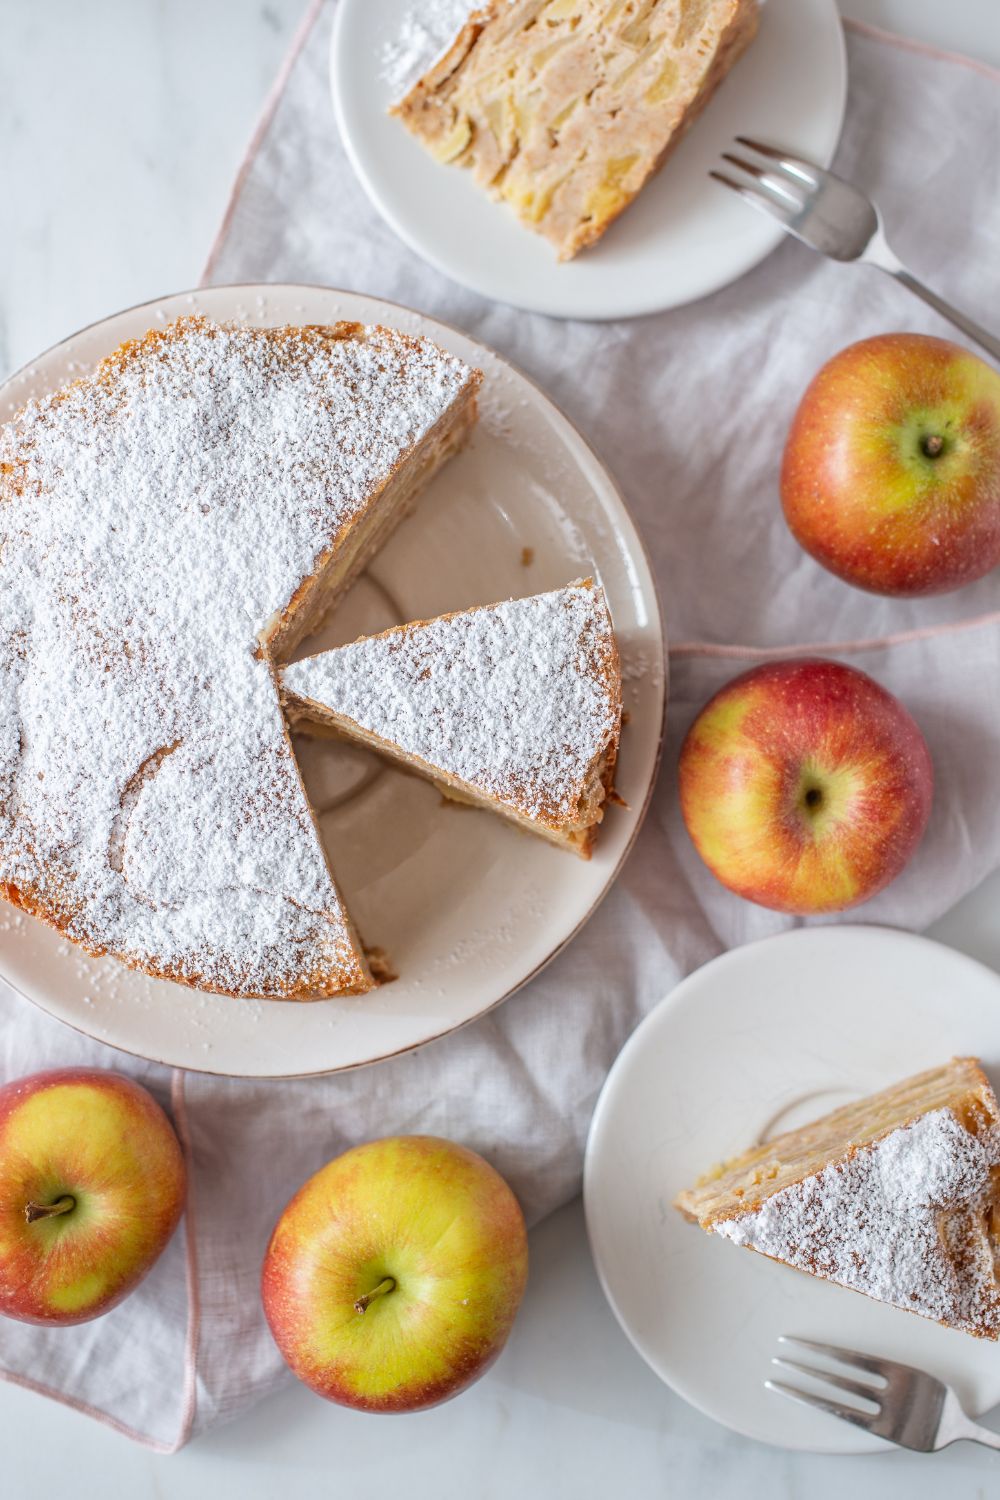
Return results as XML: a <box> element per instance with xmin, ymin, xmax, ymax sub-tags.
<box><xmin>0</xmin><ymin>316</ymin><xmax>474</xmax><ymax>996</ymax></box>
<box><xmin>282</xmin><ymin>581</ymin><xmax>621</xmax><ymax>829</ymax></box>
<box><xmin>717</xmin><ymin>1108</ymin><xmax>1000</xmax><ymax>1336</ymax></box>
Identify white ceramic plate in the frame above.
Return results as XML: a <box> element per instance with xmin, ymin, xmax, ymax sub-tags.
<box><xmin>0</xmin><ymin>283</ymin><xmax>664</xmax><ymax>1078</ymax></box>
<box><xmin>330</xmin><ymin>0</ymin><xmax>847</xmax><ymax>321</ymax></box>
<box><xmin>584</xmin><ymin>926</ymin><xmax>1000</xmax><ymax>1454</ymax></box>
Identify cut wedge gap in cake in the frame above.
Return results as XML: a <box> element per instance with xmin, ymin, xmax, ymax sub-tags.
<box><xmin>280</xmin><ymin>579</ymin><xmax>623</xmax><ymax>857</ymax></box>
<box><xmin>262</xmin><ymin>324</ymin><xmax>481</xmax><ymax>662</ymax></box>
<box><xmin>675</xmin><ymin>1058</ymin><xmax>1000</xmax><ymax>1339</ymax></box>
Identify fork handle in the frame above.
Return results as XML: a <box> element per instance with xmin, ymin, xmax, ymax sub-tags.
<box><xmin>890</xmin><ymin>269</ymin><xmax>1000</xmax><ymax>363</ymax></box>
<box><xmin>948</xmin><ymin>1414</ymin><xmax>1000</xmax><ymax>1452</ymax></box>
<box><xmin>939</xmin><ymin>1394</ymin><xmax>1000</xmax><ymax>1451</ymax></box>
<box><xmin>864</xmin><ymin>237</ymin><xmax>1000</xmax><ymax>362</ymax></box>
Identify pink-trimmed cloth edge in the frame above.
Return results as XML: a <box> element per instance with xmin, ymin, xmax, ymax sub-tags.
<box><xmin>198</xmin><ymin>4</ymin><xmax>1000</xmax><ymax>292</ymax></box>
<box><xmin>842</xmin><ymin>16</ymin><xmax>1000</xmax><ymax>83</ymax></box>
<box><xmin>198</xmin><ymin>0</ymin><xmax>1000</xmax><ymax>666</ymax></box>
<box><xmin>0</xmin><ymin>1070</ymin><xmax>201</xmax><ymax>1456</ymax></box>
<box><xmin>22</xmin><ymin>3</ymin><xmax>982</xmax><ymax>1452</ymax></box>
<box><xmin>1</xmin><ymin>0</ymin><xmax>991</xmax><ymax>1457</ymax></box>
<box><xmin>669</xmin><ymin>605</ymin><xmax>1000</xmax><ymax>661</ymax></box>
<box><xmin>200</xmin><ymin>0</ymin><xmax>325</xmax><ymax>287</ymax></box>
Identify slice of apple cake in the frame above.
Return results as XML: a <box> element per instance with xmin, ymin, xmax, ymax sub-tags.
<box><xmin>675</xmin><ymin>1058</ymin><xmax>1000</xmax><ymax>1339</ymax></box>
<box><xmin>280</xmin><ymin>580</ymin><xmax>622</xmax><ymax>856</ymax></box>
<box><xmin>393</xmin><ymin>0</ymin><xmax>759</xmax><ymax>259</ymax></box>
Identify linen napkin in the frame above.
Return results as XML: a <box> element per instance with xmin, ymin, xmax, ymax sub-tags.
<box><xmin>2</xmin><ymin>3</ymin><xmax>1000</xmax><ymax>1449</ymax></box>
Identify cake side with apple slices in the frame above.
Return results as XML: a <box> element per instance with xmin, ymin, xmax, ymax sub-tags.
<box><xmin>392</xmin><ymin>0</ymin><xmax>759</xmax><ymax>260</ymax></box>
<box><xmin>0</xmin><ymin>316</ymin><xmax>481</xmax><ymax>999</ymax></box>
<box><xmin>675</xmin><ymin>1058</ymin><xmax>1000</xmax><ymax>1339</ymax></box>
<box><xmin>280</xmin><ymin>580</ymin><xmax>622</xmax><ymax>856</ymax></box>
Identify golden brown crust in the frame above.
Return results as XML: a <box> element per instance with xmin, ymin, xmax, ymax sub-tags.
<box><xmin>0</xmin><ymin>878</ymin><xmax>372</xmax><ymax>1000</ymax></box>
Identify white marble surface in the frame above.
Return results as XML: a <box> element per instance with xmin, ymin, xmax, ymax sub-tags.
<box><xmin>1</xmin><ymin>1</ymin><xmax>1000</xmax><ymax>1494</ymax></box>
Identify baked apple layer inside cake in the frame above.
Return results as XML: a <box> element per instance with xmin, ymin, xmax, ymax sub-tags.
<box><xmin>393</xmin><ymin>0</ymin><xmax>759</xmax><ymax>259</ymax></box>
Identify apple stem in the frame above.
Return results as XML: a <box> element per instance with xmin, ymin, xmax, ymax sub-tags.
<box><xmin>24</xmin><ymin>1195</ymin><xmax>75</xmax><ymax>1224</ymax></box>
<box><xmin>354</xmin><ymin>1276</ymin><xmax>396</xmax><ymax>1314</ymax></box>
<box><xmin>922</xmin><ymin>434</ymin><xmax>945</xmax><ymax>458</ymax></box>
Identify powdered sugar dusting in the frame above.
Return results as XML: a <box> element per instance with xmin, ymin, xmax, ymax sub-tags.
<box><xmin>717</xmin><ymin>1109</ymin><xmax>1000</xmax><ymax>1335</ymax></box>
<box><xmin>380</xmin><ymin>2</ymin><xmax>513</xmax><ymax>97</ymax></box>
<box><xmin>0</xmin><ymin>317</ymin><xmax>472</xmax><ymax>996</ymax></box>
<box><xmin>282</xmin><ymin>582</ymin><xmax>620</xmax><ymax>827</ymax></box>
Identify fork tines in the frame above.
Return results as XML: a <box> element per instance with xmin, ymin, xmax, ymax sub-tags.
<box><xmin>766</xmin><ymin>1335</ymin><xmax>885</xmax><ymax>1433</ymax></box>
<box><xmin>709</xmin><ymin>137</ymin><xmax>818</xmax><ymax>220</ymax></box>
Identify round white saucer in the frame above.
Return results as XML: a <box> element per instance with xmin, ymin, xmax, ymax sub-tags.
<box><xmin>584</xmin><ymin>926</ymin><xmax>1000</xmax><ymax>1453</ymax></box>
<box><xmin>0</xmin><ymin>283</ymin><xmax>664</xmax><ymax>1078</ymax></box>
<box><xmin>330</xmin><ymin>0</ymin><xmax>847</xmax><ymax>320</ymax></box>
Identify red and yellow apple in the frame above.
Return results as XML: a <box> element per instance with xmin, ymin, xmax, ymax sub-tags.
<box><xmin>679</xmin><ymin>658</ymin><xmax>933</xmax><ymax>914</ymax></box>
<box><xmin>781</xmin><ymin>333</ymin><xmax>1000</xmax><ymax>596</ymax></box>
<box><xmin>261</xmin><ymin>1135</ymin><xmax>528</xmax><ymax>1412</ymax></box>
<box><xmin>0</xmin><ymin>1068</ymin><xmax>186</xmax><ymax>1325</ymax></box>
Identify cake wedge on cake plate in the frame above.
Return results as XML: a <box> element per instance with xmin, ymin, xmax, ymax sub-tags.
<box><xmin>281</xmin><ymin>580</ymin><xmax>622</xmax><ymax>857</ymax></box>
<box><xmin>0</xmin><ymin>283</ymin><xmax>664</xmax><ymax>1075</ymax></box>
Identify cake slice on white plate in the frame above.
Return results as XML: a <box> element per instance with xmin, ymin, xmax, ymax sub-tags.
<box><xmin>392</xmin><ymin>0</ymin><xmax>760</xmax><ymax>259</ymax></box>
<box><xmin>675</xmin><ymin>1058</ymin><xmax>1000</xmax><ymax>1339</ymax></box>
<box><xmin>281</xmin><ymin>579</ymin><xmax>622</xmax><ymax>856</ymax></box>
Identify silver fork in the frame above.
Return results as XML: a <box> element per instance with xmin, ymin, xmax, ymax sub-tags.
<box><xmin>767</xmin><ymin>1335</ymin><xmax>1000</xmax><ymax>1452</ymax></box>
<box><xmin>712</xmin><ymin>137</ymin><xmax>1000</xmax><ymax>363</ymax></box>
